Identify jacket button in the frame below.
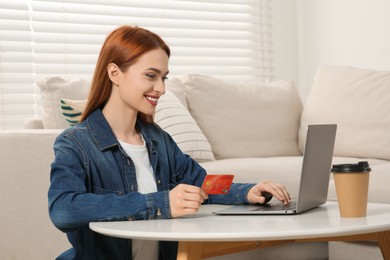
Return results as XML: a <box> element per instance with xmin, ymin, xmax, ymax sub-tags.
<box><xmin>157</xmin><ymin>179</ymin><xmax>162</xmax><ymax>185</ymax></box>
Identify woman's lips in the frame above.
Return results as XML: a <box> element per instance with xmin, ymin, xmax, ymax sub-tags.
<box><xmin>145</xmin><ymin>95</ymin><xmax>159</xmax><ymax>106</ymax></box>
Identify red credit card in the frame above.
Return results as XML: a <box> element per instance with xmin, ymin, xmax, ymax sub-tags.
<box><xmin>201</xmin><ymin>174</ymin><xmax>234</xmax><ymax>194</ymax></box>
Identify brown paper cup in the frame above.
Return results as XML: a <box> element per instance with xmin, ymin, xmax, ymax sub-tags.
<box><xmin>333</xmin><ymin>172</ymin><xmax>369</xmax><ymax>217</ymax></box>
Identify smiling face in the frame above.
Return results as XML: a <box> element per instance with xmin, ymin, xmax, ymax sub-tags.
<box><xmin>107</xmin><ymin>48</ymin><xmax>169</xmax><ymax>117</ymax></box>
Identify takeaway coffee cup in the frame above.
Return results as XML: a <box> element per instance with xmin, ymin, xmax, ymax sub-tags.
<box><xmin>331</xmin><ymin>161</ymin><xmax>371</xmax><ymax>218</ymax></box>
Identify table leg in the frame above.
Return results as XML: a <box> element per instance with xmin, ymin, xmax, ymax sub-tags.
<box><xmin>377</xmin><ymin>231</ymin><xmax>390</xmax><ymax>260</ymax></box>
<box><xmin>177</xmin><ymin>242</ymin><xmax>203</xmax><ymax>260</ymax></box>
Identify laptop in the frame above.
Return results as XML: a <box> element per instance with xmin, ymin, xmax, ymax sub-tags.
<box><xmin>213</xmin><ymin>124</ymin><xmax>337</xmax><ymax>215</ymax></box>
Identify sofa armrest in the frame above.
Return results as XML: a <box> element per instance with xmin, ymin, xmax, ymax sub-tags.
<box><xmin>0</xmin><ymin>130</ymin><xmax>69</xmax><ymax>259</ymax></box>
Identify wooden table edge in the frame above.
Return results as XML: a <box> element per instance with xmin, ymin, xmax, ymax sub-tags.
<box><xmin>177</xmin><ymin>230</ymin><xmax>390</xmax><ymax>260</ymax></box>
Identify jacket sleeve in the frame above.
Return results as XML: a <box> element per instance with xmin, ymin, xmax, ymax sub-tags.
<box><xmin>165</xmin><ymin>132</ymin><xmax>255</xmax><ymax>205</ymax></box>
<box><xmin>48</xmin><ymin>134</ymin><xmax>171</xmax><ymax>233</ymax></box>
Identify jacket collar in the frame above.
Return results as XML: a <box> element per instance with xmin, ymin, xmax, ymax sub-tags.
<box><xmin>86</xmin><ymin>109</ymin><xmax>157</xmax><ymax>151</ymax></box>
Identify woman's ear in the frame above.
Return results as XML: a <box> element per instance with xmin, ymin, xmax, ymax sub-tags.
<box><xmin>107</xmin><ymin>63</ymin><xmax>120</xmax><ymax>85</ymax></box>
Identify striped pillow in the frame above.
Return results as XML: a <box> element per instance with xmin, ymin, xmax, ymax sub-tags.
<box><xmin>60</xmin><ymin>98</ymin><xmax>87</xmax><ymax>126</ymax></box>
<box><xmin>60</xmin><ymin>91</ymin><xmax>215</xmax><ymax>162</ymax></box>
<box><xmin>154</xmin><ymin>91</ymin><xmax>215</xmax><ymax>162</ymax></box>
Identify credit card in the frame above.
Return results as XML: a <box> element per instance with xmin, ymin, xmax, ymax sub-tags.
<box><xmin>201</xmin><ymin>174</ymin><xmax>234</xmax><ymax>194</ymax></box>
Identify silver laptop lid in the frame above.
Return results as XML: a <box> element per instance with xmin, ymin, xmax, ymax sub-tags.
<box><xmin>296</xmin><ymin>124</ymin><xmax>337</xmax><ymax>213</ymax></box>
<box><xmin>212</xmin><ymin>124</ymin><xmax>337</xmax><ymax>215</ymax></box>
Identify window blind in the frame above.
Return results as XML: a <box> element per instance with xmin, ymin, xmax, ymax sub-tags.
<box><xmin>0</xmin><ymin>2</ymin><xmax>35</xmax><ymax>129</ymax></box>
<box><xmin>0</xmin><ymin>0</ymin><xmax>273</xmax><ymax>130</ymax></box>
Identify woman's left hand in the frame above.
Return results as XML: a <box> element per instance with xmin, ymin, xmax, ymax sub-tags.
<box><xmin>247</xmin><ymin>180</ymin><xmax>291</xmax><ymax>205</ymax></box>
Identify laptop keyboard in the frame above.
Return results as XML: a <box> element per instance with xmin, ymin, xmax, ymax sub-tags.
<box><xmin>252</xmin><ymin>201</ymin><xmax>297</xmax><ymax>212</ymax></box>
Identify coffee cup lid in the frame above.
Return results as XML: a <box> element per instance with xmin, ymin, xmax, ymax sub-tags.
<box><xmin>331</xmin><ymin>161</ymin><xmax>371</xmax><ymax>173</ymax></box>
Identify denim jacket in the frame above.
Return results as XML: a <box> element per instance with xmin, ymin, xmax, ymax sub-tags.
<box><xmin>48</xmin><ymin>109</ymin><xmax>254</xmax><ymax>260</ymax></box>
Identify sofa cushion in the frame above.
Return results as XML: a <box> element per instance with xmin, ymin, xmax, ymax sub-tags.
<box><xmin>36</xmin><ymin>76</ymin><xmax>90</xmax><ymax>129</ymax></box>
<box><xmin>200</xmin><ymin>157</ymin><xmax>304</xmax><ymax>197</ymax></box>
<box><xmin>183</xmin><ymin>75</ymin><xmax>303</xmax><ymax>159</ymax></box>
<box><xmin>60</xmin><ymin>91</ymin><xmax>215</xmax><ymax>162</ymax></box>
<box><xmin>299</xmin><ymin>66</ymin><xmax>390</xmax><ymax>160</ymax></box>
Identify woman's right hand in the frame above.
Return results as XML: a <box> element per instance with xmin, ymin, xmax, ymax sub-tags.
<box><xmin>169</xmin><ymin>184</ymin><xmax>208</xmax><ymax>218</ymax></box>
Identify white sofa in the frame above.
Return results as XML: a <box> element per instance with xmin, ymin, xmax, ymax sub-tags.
<box><xmin>1</xmin><ymin>66</ymin><xmax>389</xmax><ymax>259</ymax></box>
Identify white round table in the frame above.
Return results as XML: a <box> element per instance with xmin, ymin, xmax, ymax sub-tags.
<box><xmin>90</xmin><ymin>202</ymin><xmax>390</xmax><ymax>260</ymax></box>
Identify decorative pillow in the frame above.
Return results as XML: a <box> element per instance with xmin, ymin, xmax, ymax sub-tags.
<box><xmin>60</xmin><ymin>99</ymin><xmax>87</xmax><ymax>126</ymax></box>
<box><xmin>60</xmin><ymin>91</ymin><xmax>215</xmax><ymax>162</ymax></box>
<box><xmin>182</xmin><ymin>74</ymin><xmax>303</xmax><ymax>159</ymax></box>
<box><xmin>154</xmin><ymin>91</ymin><xmax>215</xmax><ymax>161</ymax></box>
<box><xmin>36</xmin><ymin>76</ymin><xmax>90</xmax><ymax>129</ymax></box>
<box><xmin>299</xmin><ymin>66</ymin><xmax>390</xmax><ymax>160</ymax></box>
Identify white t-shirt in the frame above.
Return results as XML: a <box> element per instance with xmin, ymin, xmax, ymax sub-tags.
<box><xmin>118</xmin><ymin>137</ymin><xmax>159</xmax><ymax>260</ymax></box>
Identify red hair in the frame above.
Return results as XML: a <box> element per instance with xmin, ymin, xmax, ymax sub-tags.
<box><xmin>80</xmin><ymin>25</ymin><xmax>170</xmax><ymax>123</ymax></box>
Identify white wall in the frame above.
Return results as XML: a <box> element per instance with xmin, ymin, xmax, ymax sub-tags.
<box><xmin>273</xmin><ymin>0</ymin><xmax>390</xmax><ymax>101</ymax></box>
<box><xmin>271</xmin><ymin>0</ymin><xmax>299</xmax><ymax>87</ymax></box>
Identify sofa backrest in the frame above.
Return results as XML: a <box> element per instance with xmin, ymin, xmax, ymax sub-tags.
<box><xmin>33</xmin><ymin>74</ymin><xmax>304</xmax><ymax>160</ymax></box>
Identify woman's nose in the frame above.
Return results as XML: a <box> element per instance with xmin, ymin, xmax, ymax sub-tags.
<box><xmin>155</xmin><ymin>79</ymin><xmax>166</xmax><ymax>95</ymax></box>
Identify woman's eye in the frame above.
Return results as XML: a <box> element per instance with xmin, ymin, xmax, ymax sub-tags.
<box><xmin>163</xmin><ymin>76</ymin><xmax>168</xmax><ymax>82</ymax></box>
<box><xmin>146</xmin><ymin>74</ymin><xmax>156</xmax><ymax>79</ymax></box>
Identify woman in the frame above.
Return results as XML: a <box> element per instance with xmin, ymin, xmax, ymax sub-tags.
<box><xmin>48</xmin><ymin>25</ymin><xmax>291</xmax><ymax>260</ymax></box>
